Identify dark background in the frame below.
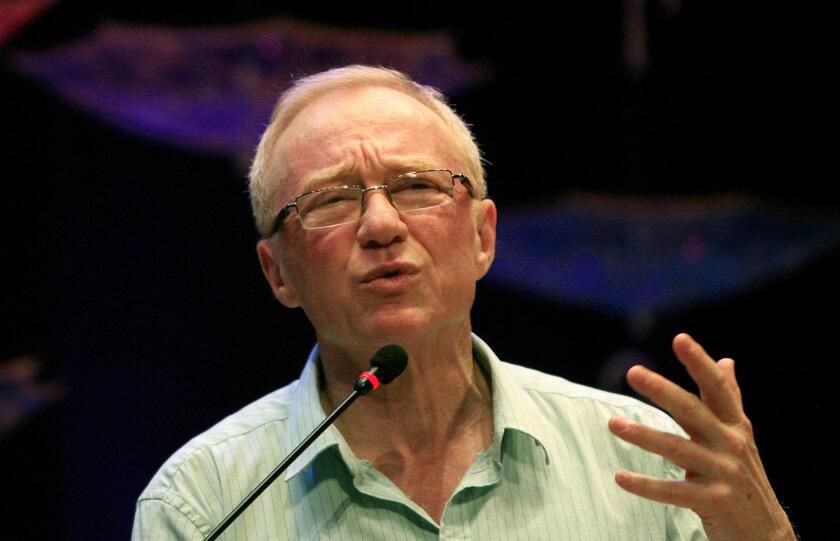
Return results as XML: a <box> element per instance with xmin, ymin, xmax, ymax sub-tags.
<box><xmin>1</xmin><ymin>2</ymin><xmax>834</xmax><ymax>539</ymax></box>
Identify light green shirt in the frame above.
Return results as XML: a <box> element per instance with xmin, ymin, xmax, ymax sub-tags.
<box><xmin>132</xmin><ymin>335</ymin><xmax>706</xmax><ymax>540</ymax></box>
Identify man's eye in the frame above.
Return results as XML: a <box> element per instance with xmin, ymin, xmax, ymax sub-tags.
<box><xmin>305</xmin><ymin>191</ymin><xmax>357</xmax><ymax>211</ymax></box>
<box><xmin>317</xmin><ymin>194</ymin><xmax>352</xmax><ymax>206</ymax></box>
<box><xmin>393</xmin><ymin>177</ymin><xmax>439</xmax><ymax>192</ymax></box>
<box><xmin>406</xmin><ymin>181</ymin><xmax>437</xmax><ymax>190</ymax></box>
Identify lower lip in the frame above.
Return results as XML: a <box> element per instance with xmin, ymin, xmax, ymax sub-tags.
<box><xmin>361</xmin><ymin>272</ymin><xmax>418</xmax><ymax>293</ymax></box>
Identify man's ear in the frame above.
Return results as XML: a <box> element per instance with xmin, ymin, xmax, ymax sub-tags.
<box><xmin>256</xmin><ymin>239</ymin><xmax>301</xmax><ymax>308</ymax></box>
<box><xmin>473</xmin><ymin>199</ymin><xmax>497</xmax><ymax>279</ymax></box>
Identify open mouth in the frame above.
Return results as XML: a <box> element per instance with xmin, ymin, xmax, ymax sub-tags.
<box><xmin>361</xmin><ymin>264</ymin><xmax>418</xmax><ymax>284</ymax></box>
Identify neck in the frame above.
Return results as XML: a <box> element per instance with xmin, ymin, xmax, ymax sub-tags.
<box><xmin>317</xmin><ymin>324</ymin><xmax>493</xmax><ymax>455</ymax></box>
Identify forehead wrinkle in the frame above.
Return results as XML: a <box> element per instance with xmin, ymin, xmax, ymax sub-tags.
<box><xmin>299</xmin><ymin>159</ymin><xmax>358</xmax><ymax>192</ymax></box>
<box><xmin>298</xmin><ymin>153</ymin><xmax>445</xmax><ymax>194</ymax></box>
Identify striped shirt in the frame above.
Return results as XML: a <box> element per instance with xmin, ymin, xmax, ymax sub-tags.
<box><xmin>132</xmin><ymin>335</ymin><xmax>707</xmax><ymax>540</ymax></box>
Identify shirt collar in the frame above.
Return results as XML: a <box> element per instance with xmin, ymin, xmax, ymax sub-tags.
<box><xmin>471</xmin><ymin>334</ymin><xmax>552</xmax><ymax>463</ymax></box>
<box><xmin>284</xmin><ymin>343</ymin><xmax>346</xmax><ymax>480</ymax></box>
<box><xmin>284</xmin><ymin>334</ymin><xmax>552</xmax><ymax>480</ymax></box>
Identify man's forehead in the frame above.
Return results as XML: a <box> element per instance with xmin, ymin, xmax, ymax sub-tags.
<box><xmin>280</xmin><ymin>87</ymin><xmax>444</xmax><ymax>153</ymax></box>
<box><xmin>270</xmin><ymin>86</ymin><xmax>460</xmax><ymax>194</ymax></box>
<box><xmin>292</xmin><ymin>85</ymin><xmax>437</xmax><ymax>128</ymax></box>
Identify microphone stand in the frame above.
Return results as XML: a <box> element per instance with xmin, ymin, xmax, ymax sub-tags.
<box><xmin>203</xmin><ymin>343</ymin><xmax>407</xmax><ymax>540</ymax></box>
<box><xmin>204</xmin><ymin>389</ymin><xmax>361</xmax><ymax>541</ymax></box>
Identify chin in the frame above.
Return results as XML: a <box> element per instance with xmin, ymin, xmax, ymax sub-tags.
<box><xmin>364</xmin><ymin>307</ymin><xmax>435</xmax><ymax>340</ymax></box>
<box><xmin>364</xmin><ymin>305</ymin><xmax>468</xmax><ymax>344</ymax></box>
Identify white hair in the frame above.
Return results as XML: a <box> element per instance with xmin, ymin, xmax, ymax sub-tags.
<box><xmin>248</xmin><ymin>65</ymin><xmax>486</xmax><ymax>236</ymax></box>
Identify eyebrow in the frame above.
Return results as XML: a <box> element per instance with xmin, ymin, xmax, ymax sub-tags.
<box><xmin>299</xmin><ymin>164</ymin><xmax>356</xmax><ymax>193</ymax></box>
<box><xmin>299</xmin><ymin>157</ymin><xmax>440</xmax><ymax>193</ymax></box>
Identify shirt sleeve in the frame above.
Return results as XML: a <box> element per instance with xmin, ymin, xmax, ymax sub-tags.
<box><xmin>132</xmin><ymin>497</ymin><xmax>207</xmax><ymax>541</ymax></box>
<box><xmin>665</xmin><ymin>504</ymin><xmax>708</xmax><ymax>541</ymax></box>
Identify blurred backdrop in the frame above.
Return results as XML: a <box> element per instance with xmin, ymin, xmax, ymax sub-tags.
<box><xmin>1</xmin><ymin>2</ymin><xmax>835</xmax><ymax>539</ymax></box>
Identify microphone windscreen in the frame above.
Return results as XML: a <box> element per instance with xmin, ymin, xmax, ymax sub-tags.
<box><xmin>369</xmin><ymin>344</ymin><xmax>408</xmax><ymax>384</ymax></box>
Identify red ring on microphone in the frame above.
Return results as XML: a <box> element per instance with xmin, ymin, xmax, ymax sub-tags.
<box><xmin>360</xmin><ymin>370</ymin><xmax>380</xmax><ymax>390</ymax></box>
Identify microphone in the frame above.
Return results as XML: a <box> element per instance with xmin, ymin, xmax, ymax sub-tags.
<box><xmin>354</xmin><ymin>343</ymin><xmax>409</xmax><ymax>394</ymax></box>
<box><xmin>204</xmin><ymin>345</ymin><xmax>408</xmax><ymax>541</ymax></box>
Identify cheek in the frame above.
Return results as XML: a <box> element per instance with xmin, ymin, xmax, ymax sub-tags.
<box><xmin>417</xmin><ymin>211</ymin><xmax>481</xmax><ymax>278</ymax></box>
<box><xmin>283</xmin><ymin>229</ymin><xmax>352</xmax><ymax>297</ymax></box>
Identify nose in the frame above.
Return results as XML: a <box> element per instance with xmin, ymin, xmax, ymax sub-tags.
<box><xmin>356</xmin><ymin>188</ymin><xmax>408</xmax><ymax>248</ymax></box>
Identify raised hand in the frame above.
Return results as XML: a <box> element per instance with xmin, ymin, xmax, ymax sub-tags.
<box><xmin>608</xmin><ymin>333</ymin><xmax>796</xmax><ymax>541</ymax></box>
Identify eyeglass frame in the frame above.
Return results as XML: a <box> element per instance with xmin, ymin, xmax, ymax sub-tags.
<box><xmin>267</xmin><ymin>169</ymin><xmax>476</xmax><ymax>235</ymax></box>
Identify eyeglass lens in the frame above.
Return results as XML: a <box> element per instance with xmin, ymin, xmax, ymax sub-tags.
<box><xmin>297</xmin><ymin>170</ymin><xmax>455</xmax><ymax>228</ymax></box>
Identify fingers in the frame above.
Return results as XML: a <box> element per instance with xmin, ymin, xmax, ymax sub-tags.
<box><xmin>609</xmin><ymin>416</ymin><xmax>719</xmax><ymax>476</ymax></box>
<box><xmin>614</xmin><ymin>470</ymin><xmax>698</xmax><ymax>509</ymax></box>
<box><xmin>609</xmin><ymin>335</ymin><xmax>797</xmax><ymax>540</ymax></box>
<box><xmin>672</xmin><ymin>333</ymin><xmax>743</xmax><ymax>423</ymax></box>
<box><xmin>625</xmin><ymin>364</ymin><xmax>723</xmax><ymax>440</ymax></box>
<box><xmin>717</xmin><ymin>358</ymin><xmax>743</xmax><ymax>409</ymax></box>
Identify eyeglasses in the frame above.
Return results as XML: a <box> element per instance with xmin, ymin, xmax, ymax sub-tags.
<box><xmin>268</xmin><ymin>169</ymin><xmax>475</xmax><ymax>234</ymax></box>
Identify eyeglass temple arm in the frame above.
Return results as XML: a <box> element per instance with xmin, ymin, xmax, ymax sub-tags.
<box><xmin>268</xmin><ymin>202</ymin><xmax>297</xmax><ymax>236</ymax></box>
<box><xmin>453</xmin><ymin>174</ymin><xmax>476</xmax><ymax>198</ymax></box>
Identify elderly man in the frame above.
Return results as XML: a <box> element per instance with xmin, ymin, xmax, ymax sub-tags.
<box><xmin>132</xmin><ymin>66</ymin><xmax>795</xmax><ymax>540</ymax></box>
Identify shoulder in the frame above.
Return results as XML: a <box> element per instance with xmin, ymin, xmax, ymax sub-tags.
<box><xmin>501</xmin><ymin>361</ymin><xmax>683</xmax><ymax>434</ymax></box>
<box><xmin>496</xmin><ymin>360</ymin><xmax>689</xmax><ymax>485</ymax></box>
<box><xmin>137</xmin><ymin>379</ymin><xmax>299</xmax><ymax>505</ymax></box>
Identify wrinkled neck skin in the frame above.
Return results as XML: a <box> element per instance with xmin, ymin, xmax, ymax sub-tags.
<box><xmin>316</xmin><ymin>317</ymin><xmax>493</xmax><ymax>458</ymax></box>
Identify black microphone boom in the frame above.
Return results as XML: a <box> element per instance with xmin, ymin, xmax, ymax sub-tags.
<box><xmin>204</xmin><ymin>344</ymin><xmax>408</xmax><ymax>541</ymax></box>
